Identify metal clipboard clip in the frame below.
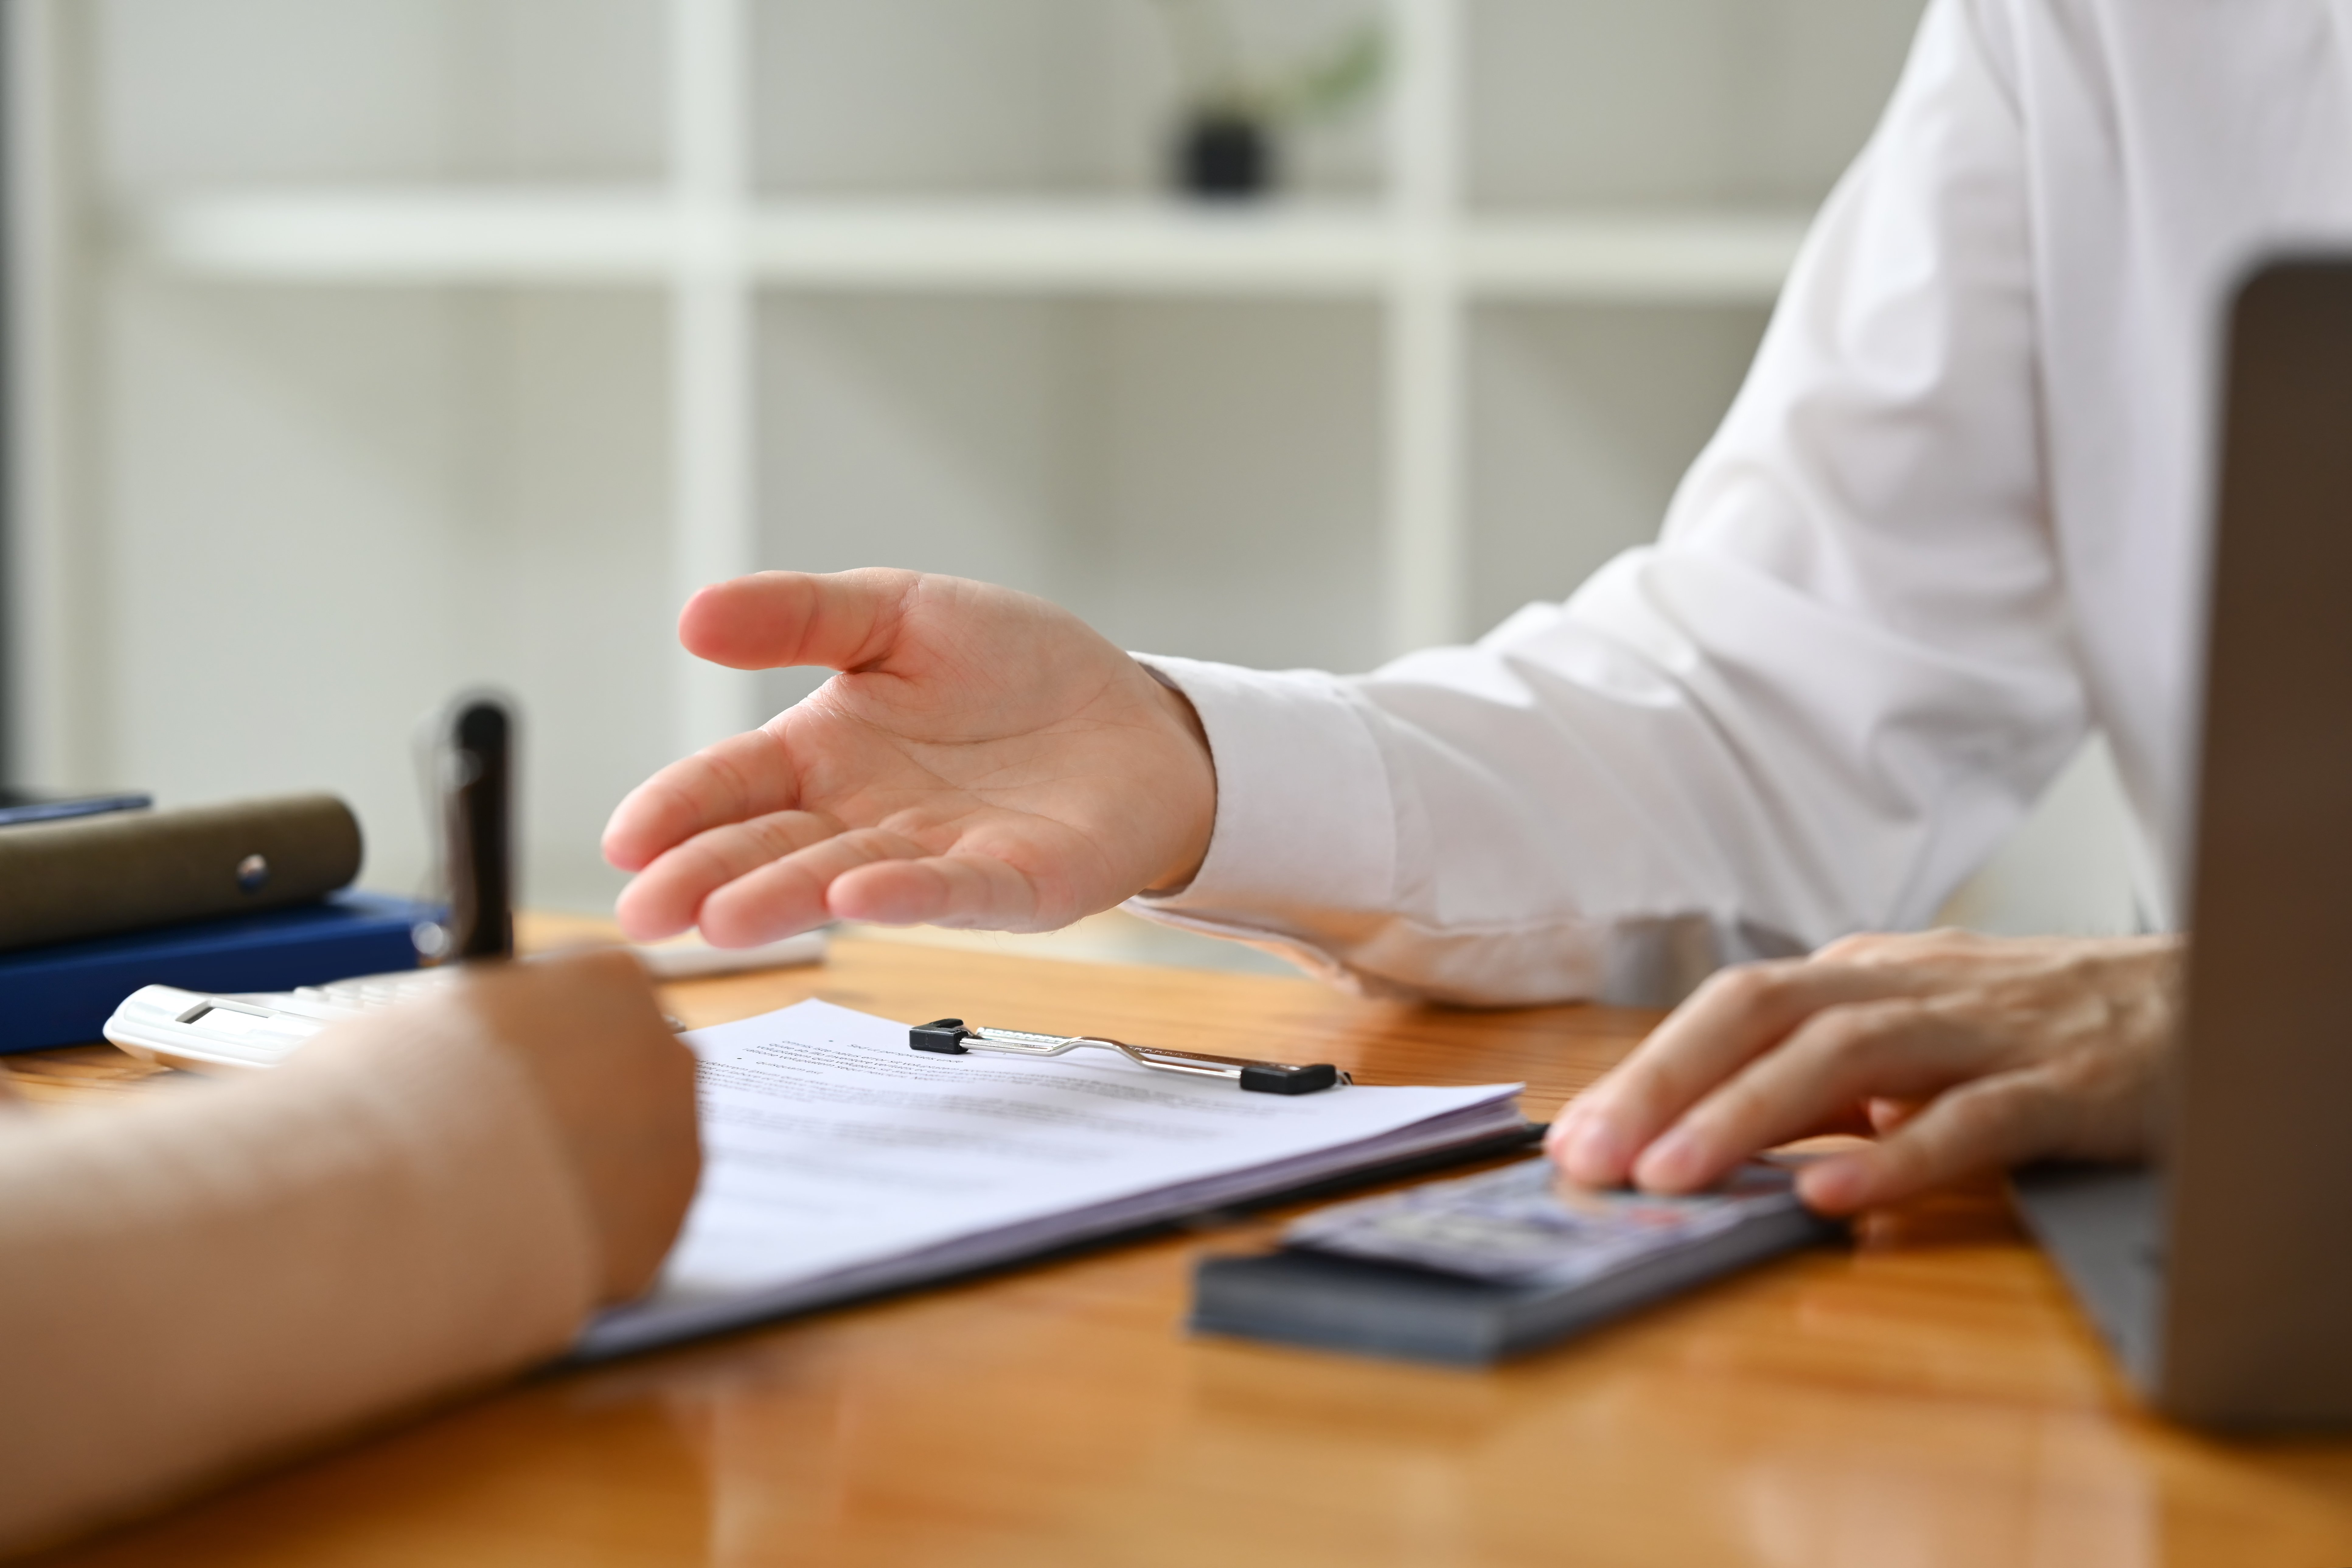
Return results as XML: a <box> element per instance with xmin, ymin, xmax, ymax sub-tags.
<box><xmin>910</xmin><ymin>1019</ymin><xmax>1349</xmax><ymax>1095</ymax></box>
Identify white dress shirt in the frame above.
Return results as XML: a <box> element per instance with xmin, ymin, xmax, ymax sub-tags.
<box><xmin>1132</xmin><ymin>0</ymin><xmax>2352</xmax><ymax>1005</ymax></box>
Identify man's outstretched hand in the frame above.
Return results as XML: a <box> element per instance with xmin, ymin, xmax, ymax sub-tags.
<box><xmin>603</xmin><ymin>571</ymin><xmax>1217</xmax><ymax>945</ymax></box>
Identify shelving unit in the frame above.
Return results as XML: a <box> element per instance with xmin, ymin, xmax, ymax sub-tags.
<box><xmin>102</xmin><ymin>0</ymin><xmax>1817</xmax><ymax>761</ymax></box>
<box><xmin>12</xmin><ymin>0</ymin><xmax>1921</xmax><ymax>911</ymax></box>
<box><xmin>128</xmin><ymin>188</ymin><xmax>1807</xmax><ymax>301</ymax></box>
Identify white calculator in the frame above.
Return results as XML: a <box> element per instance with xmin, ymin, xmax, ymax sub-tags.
<box><xmin>101</xmin><ymin>930</ymin><xmax>828</xmax><ymax>1074</ymax></box>
<box><xmin>104</xmin><ymin>971</ymin><xmax>462</xmax><ymax>1073</ymax></box>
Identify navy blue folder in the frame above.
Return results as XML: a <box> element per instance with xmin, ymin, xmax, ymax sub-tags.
<box><xmin>0</xmin><ymin>790</ymin><xmax>152</xmax><ymax>828</ymax></box>
<box><xmin>0</xmin><ymin>891</ymin><xmax>440</xmax><ymax>1054</ymax></box>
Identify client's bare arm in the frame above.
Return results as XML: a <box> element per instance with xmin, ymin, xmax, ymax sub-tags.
<box><xmin>0</xmin><ymin>950</ymin><xmax>698</xmax><ymax>1554</ymax></box>
<box><xmin>1549</xmin><ymin>930</ymin><xmax>2179</xmax><ymax>1213</ymax></box>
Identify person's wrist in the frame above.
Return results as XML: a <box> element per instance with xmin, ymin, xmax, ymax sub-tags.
<box><xmin>1140</xmin><ymin>665</ymin><xmax>1215</xmax><ymax>895</ymax></box>
<box><xmin>456</xmin><ymin>952</ymin><xmax>701</xmax><ymax>1300</ymax></box>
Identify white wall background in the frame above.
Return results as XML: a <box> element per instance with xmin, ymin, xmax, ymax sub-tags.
<box><xmin>8</xmin><ymin>0</ymin><xmax>2146</xmax><ymax>946</ymax></box>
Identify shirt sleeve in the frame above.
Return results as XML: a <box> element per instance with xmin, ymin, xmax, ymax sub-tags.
<box><xmin>1132</xmin><ymin>0</ymin><xmax>2084</xmax><ymax>1006</ymax></box>
<box><xmin>0</xmin><ymin>1007</ymin><xmax>604</xmax><ymax>1553</ymax></box>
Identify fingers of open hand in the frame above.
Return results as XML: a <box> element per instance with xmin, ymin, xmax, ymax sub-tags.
<box><xmin>677</xmin><ymin>568</ymin><xmax>918</xmax><ymax>673</ymax></box>
<box><xmin>1627</xmin><ymin>998</ymin><xmax>1996</xmax><ymax>1194</ymax></box>
<box><xmin>1549</xmin><ymin>961</ymin><xmax>1910</xmax><ymax>1187</ymax></box>
<box><xmin>603</xmin><ymin>726</ymin><xmax>803</xmax><ymax>875</ymax></box>
<box><xmin>614</xmin><ymin>808</ymin><xmax>848</xmax><ymax>941</ymax></box>
<box><xmin>1797</xmin><ymin>1067</ymin><xmax>2071</xmax><ymax>1214</ymax></box>
<box><xmin>822</xmin><ymin>852</ymin><xmax>1048</xmax><ymax>930</ymax></box>
<box><xmin>1810</xmin><ymin>927</ymin><xmax>1990</xmax><ymax>967</ymax></box>
<box><xmin>692</xmin><ymin>825</ymin><xmax>924</xmax><ymax>944</ymax></box>
<box><xmin>693</xmin><ymin>825</ymin><xmax>1051</xmax><ymax>944</ymax></box>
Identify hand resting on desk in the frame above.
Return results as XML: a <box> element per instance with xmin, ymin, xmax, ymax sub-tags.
<box><xmin>1548</xmin><ymin>930</ymin><xmax>2180</xmax><ymax>1215</ymax></box>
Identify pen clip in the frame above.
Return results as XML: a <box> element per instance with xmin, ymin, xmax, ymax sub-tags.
<box><xmin>910</xmin><ymin>1020</ymin><xmax>1347</xmax><ymax>1095</ymax></box>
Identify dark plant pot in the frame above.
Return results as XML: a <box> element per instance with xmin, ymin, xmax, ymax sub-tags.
<box><xmin>1175</xmin><ymin>110</ymin><xmax>1277</xmax><ymax>199</ymax></box>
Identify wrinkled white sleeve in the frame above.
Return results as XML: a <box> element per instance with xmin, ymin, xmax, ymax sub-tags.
<box><xmin>1130</xmin><ymin>0</ymin><xmax>2084</xmax><ymax>1006</ymax></box>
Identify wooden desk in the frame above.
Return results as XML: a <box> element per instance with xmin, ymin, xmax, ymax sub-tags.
<box><xmin>16</xmin><ymin>934</ymin><xmax>2352</xmax><ymax>1566</ymax></box>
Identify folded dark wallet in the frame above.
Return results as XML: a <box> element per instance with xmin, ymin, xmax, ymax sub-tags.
<box><xmin>0</xmin><ymin>794</ymin><xmax>363</xmax><ymax>951</ymax></box>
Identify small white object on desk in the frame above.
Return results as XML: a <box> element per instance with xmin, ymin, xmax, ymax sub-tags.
<box><xmin>629</xmin><ymin>928</ymin><xmax>827</xmax><ymax>980</ymax></box>
<box><xmin>103</xmin><ymin>929</ymin><xmax>830</xmax><ymax>1073</ymax></box>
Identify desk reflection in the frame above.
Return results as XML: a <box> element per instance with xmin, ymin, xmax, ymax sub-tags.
<box><xmin>29</xmin><ymin>937</ymin><xmax>2352</xmax><ymax>1567</ymax></box>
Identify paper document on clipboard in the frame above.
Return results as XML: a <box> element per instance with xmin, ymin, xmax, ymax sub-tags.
<box><xmin>579</xmin><ymin>998</ymin><xmax>1527</xmax><ymax>1358</ymax></box>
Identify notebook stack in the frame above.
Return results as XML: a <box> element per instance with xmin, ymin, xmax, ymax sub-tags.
<box><xmin>0</xmin><ymin>794</ymin><xmax>437</xmax><ymax>1054</ymax></box>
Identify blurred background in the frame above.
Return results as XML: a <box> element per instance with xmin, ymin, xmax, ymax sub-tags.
<box><xmin>0</xmin><ymin>0</ymin><xmax>2142</xmax><ymax>967</ymax></box>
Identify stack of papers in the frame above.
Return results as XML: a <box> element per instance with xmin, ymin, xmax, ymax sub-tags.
<box><xmin>580</xmin><ymin>999</ymin><xmax>1527</xmax><ymax>1358</ymax></box>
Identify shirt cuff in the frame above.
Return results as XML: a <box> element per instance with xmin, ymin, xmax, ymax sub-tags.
<box><xmin>1128</xmin><ymin>654</ymin><xmax>1397</xmax><ymax>920</ymax></box>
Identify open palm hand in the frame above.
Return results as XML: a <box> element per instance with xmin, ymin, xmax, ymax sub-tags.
<box><xmin>603</xmin><ymin>570</ymin><xmax>1216</xmax><ymax>945</ymax></box>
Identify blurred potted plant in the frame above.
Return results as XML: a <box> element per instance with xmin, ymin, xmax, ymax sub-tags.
<box><xmin>1149</xmin><ymin>1</ymin><xmax>1386</xmax><ymax>199</ymax></box>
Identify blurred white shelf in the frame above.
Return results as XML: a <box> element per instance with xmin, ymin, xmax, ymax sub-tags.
<box><xmin>124</xmin><ymin>188</ymin><xmax>682</xmax><ymax>282</ymax></box>
<box><xmin>122</xmin><ymin>187</ymin><xmax>1807</xmax><ymax>304</ymax></box>
<box><xmin>1463</xmin><ymin>211</ymin><xmax>1808</xmax><ymax>303</ymax></box>
<box><xmin>748</xmin><ymin>198</ymin><xmax>1393</xmax><ymax>295</ymax></box>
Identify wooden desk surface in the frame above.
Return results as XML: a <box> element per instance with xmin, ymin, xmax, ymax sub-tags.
<box><xmin>16</xmin><ymin>932</ymin><xmax>2352</xmax><ymax>1567</ymax></box>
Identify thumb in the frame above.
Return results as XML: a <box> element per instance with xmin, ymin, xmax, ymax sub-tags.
<box><xmin>680</xmin><ymin>569</ymin><xmax>921</xmax><ymax>673</ymax></box>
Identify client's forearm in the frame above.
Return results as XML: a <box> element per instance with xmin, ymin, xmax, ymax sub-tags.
<box><xmin>0</xmin><ymin>1019</ymin><xmax>601</xmax><ymax>1554</ymax></box>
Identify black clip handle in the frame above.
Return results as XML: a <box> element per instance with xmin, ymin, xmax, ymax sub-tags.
<box><xmin>1237</xmin><ymin>1062</ymin><xmax>1342</xmax><ymax>1095</ymax></box>
<box><xmin>911</xmin><ymin>1018</ymin><xmax>974</xmax><ymax>1054</ymax></box>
